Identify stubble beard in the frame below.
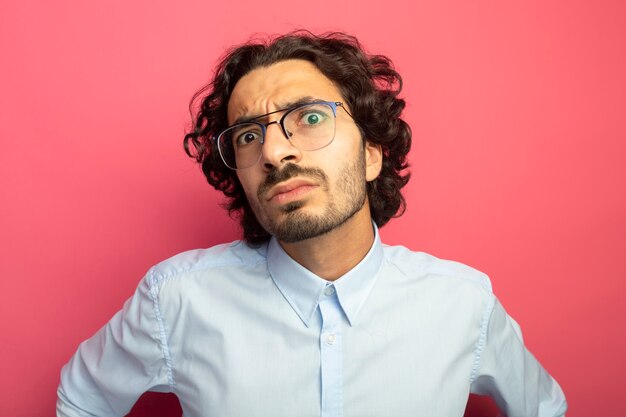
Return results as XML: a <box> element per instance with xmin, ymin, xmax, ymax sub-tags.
<box><xmin>251</xmin><ymin>156</ymin><xmax>367</xmax><ymax>243</ymax></box>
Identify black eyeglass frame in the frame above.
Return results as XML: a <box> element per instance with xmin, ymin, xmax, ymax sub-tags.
<box><xmin>212</xmin><ymin>100</ymin><xmax>352</xmax><ymax>170</ymax></box>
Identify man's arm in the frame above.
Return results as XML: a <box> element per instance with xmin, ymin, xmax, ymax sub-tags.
<box><xmin>470</xmin><ymin>298</ymin><xmax>568</xmax><ymax>417</ymax></box>
<box><xmin>57</xmin><ymin>274</ymin><xmax>173</xmax><ymax>417</ymax></box>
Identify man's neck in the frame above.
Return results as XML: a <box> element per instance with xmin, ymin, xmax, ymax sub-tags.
<box><xmin>278</xmin><ymin>207</ymin><xmax>375</xmax><ymax>281</ymax></box>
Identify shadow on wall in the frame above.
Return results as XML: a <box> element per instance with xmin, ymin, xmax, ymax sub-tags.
<box><xmin>126</xmin><ymin>392</ymin><xmax>500</xmax><ymax>416</ymax></box>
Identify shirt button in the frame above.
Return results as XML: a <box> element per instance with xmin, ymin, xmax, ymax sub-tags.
<box><xmin>324</xmin><ymin>286</ymin><xmax>335</xmax><ymax>296</ymax></box>
<box><xmin>326</xmin><ymin>334</ymin><xmax>337</xmax><ymax>345</ymax></box>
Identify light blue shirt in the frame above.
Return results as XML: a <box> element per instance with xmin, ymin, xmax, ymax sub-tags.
<box><xmin>57</xmin><ymin>228</ymin><xmax>567</xmax><ymax>417</ymax></box>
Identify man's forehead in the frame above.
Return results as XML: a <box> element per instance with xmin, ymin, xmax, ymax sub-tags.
<box><xmin>226</xmin><ymin>59</ymin><xmax>340</xmax><ymax>124</ymax></box>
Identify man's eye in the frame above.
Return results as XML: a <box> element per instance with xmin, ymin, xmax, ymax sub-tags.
<box><xmin>235</xmin><ymin>131</ymin><xmax>260</xmax><ymax>146</ymax></box>
<box><xmin>300</xmin><ymin>111</ymin><xmax>325</xmax><ymax>126</ymax></box>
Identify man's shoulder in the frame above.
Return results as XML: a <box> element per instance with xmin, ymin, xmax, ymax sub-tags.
<box><xmin>146</xmin><ymin>240</ymin><xmax>268</xmax><ymax>284</ymax></box>
<box><xmin>382</xmin><ymin>244</ymin><xmax>493</xmax><ymax>295</ymax></box>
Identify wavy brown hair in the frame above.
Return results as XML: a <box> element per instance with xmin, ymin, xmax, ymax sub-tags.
<box><xmin>184</xmin><ymin>31</ymin><xmax>411</xmax><ymax>245</ymax></box>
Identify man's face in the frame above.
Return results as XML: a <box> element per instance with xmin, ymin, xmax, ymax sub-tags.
<box><xmin>227</xmin><ymin>59</ymin><xmax>382</xmax><ymax>243</ymax></box>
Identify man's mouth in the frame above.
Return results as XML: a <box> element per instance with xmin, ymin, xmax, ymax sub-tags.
<box><xmin>257</xmin><ymin>163</ymin><xmax>328</xmax><ymax>204</ymax></box>
<box><xmin>266</xmin><ymin>179</ymin><xmax>318</xmax><ymax>203</ymax></box>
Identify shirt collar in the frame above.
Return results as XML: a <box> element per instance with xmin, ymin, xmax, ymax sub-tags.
<box><xmin>267</xmin><ymin>224</ymin><xmax>384</xmax><ymax>327</ymax></box>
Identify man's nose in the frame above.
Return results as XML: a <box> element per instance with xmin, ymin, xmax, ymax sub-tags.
<box><xmin>259</xmin><ymin>121</ymin><xmax>301</xmax><ymax>170</ymax></box>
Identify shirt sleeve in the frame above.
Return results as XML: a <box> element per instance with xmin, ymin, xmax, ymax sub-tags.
<box><xmin>57</xmin><ymin>273</ymin><xmax>173</xmax><ymax>417</ymax></box>
<box><xmin>470</xmin><ymin>297</ymin><xmax>568</xmax><ymax>417</ymax></box>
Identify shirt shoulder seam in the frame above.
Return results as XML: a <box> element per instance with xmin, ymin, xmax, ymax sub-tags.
<box><xmin>149</xmin><ymin>245</ymin><xmax>267</xmax><ymax>284</ymax></box>
<box><xmin>146</xmin><ymin>268</ymin><xmax>176</xmax><ymax>389</ymax></box>
<box><xmin>149</xmin><ymin>256</ymin><xmax>267</xmax><ymax>287</ymax></box>
<box><xmin>470</xmin><ymin>293</ymin><xmax>496</xmax><ymax>384</ymax></box>
<box><xmin>383</xmin><ymin>248</ymin><xmax>493</xmax><ymax>294</ymax></box>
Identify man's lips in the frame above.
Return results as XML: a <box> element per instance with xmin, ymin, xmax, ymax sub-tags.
<box><xmin>265</xmin><ymin>178</ymin><xmax>318</xmax><ymax>202</ymax></box>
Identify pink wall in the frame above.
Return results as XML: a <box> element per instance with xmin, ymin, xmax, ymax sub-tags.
<box><xmin>1</xmin><ymin>1</ymin><xmax>624</xmax><ymax>416</ymax></box>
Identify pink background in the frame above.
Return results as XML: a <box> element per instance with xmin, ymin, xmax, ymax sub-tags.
<box><xmin>1</xmin><ymin>1</ymin><xmax>624</xmax><ymax>416</ymax></box>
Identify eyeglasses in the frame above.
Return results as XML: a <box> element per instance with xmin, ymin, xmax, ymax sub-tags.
<box><xmin>213</xmin><ymin>101</ymin><xmax>349</xmax><ymax>170</ymax></box>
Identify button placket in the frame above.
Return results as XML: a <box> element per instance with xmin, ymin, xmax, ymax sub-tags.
<box><xmin>318</xmin><ymin>288</ymin><xmax>343</xmax><ymax>417</ymax></box>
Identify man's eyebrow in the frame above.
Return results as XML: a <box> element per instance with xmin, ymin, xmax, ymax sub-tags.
<box><xmin>232</xmin><ymin>96</ymin><xmax>320</xmax><ymax>125</ymax></box>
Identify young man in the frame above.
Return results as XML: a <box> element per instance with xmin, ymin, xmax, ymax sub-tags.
<box><xmin>57</xmin><ymin>32</ymin><xmax>567</xmax><ymax>417</ymax></box>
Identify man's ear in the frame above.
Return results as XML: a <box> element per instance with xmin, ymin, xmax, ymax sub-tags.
<box><xmin>364</xmin><ymin>141</ymin><xmax>383</xmax><ymax>181</ymax></box>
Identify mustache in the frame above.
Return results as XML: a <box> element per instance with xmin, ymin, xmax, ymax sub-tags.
<box><xmin>257</xmin><ymin>163</ymin><xmax>328</xmax><ymax>198</ymax></box>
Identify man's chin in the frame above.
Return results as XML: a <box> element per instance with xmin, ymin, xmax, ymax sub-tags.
<box><xmin>281</xmin><ymin>201</ymin><xmax>305</xmax><ymax>213</ymax></box>
<box><xmin>269</xmin><ymin>209</ymin><xmax>360</xmax><ymax>244</ymax></box>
